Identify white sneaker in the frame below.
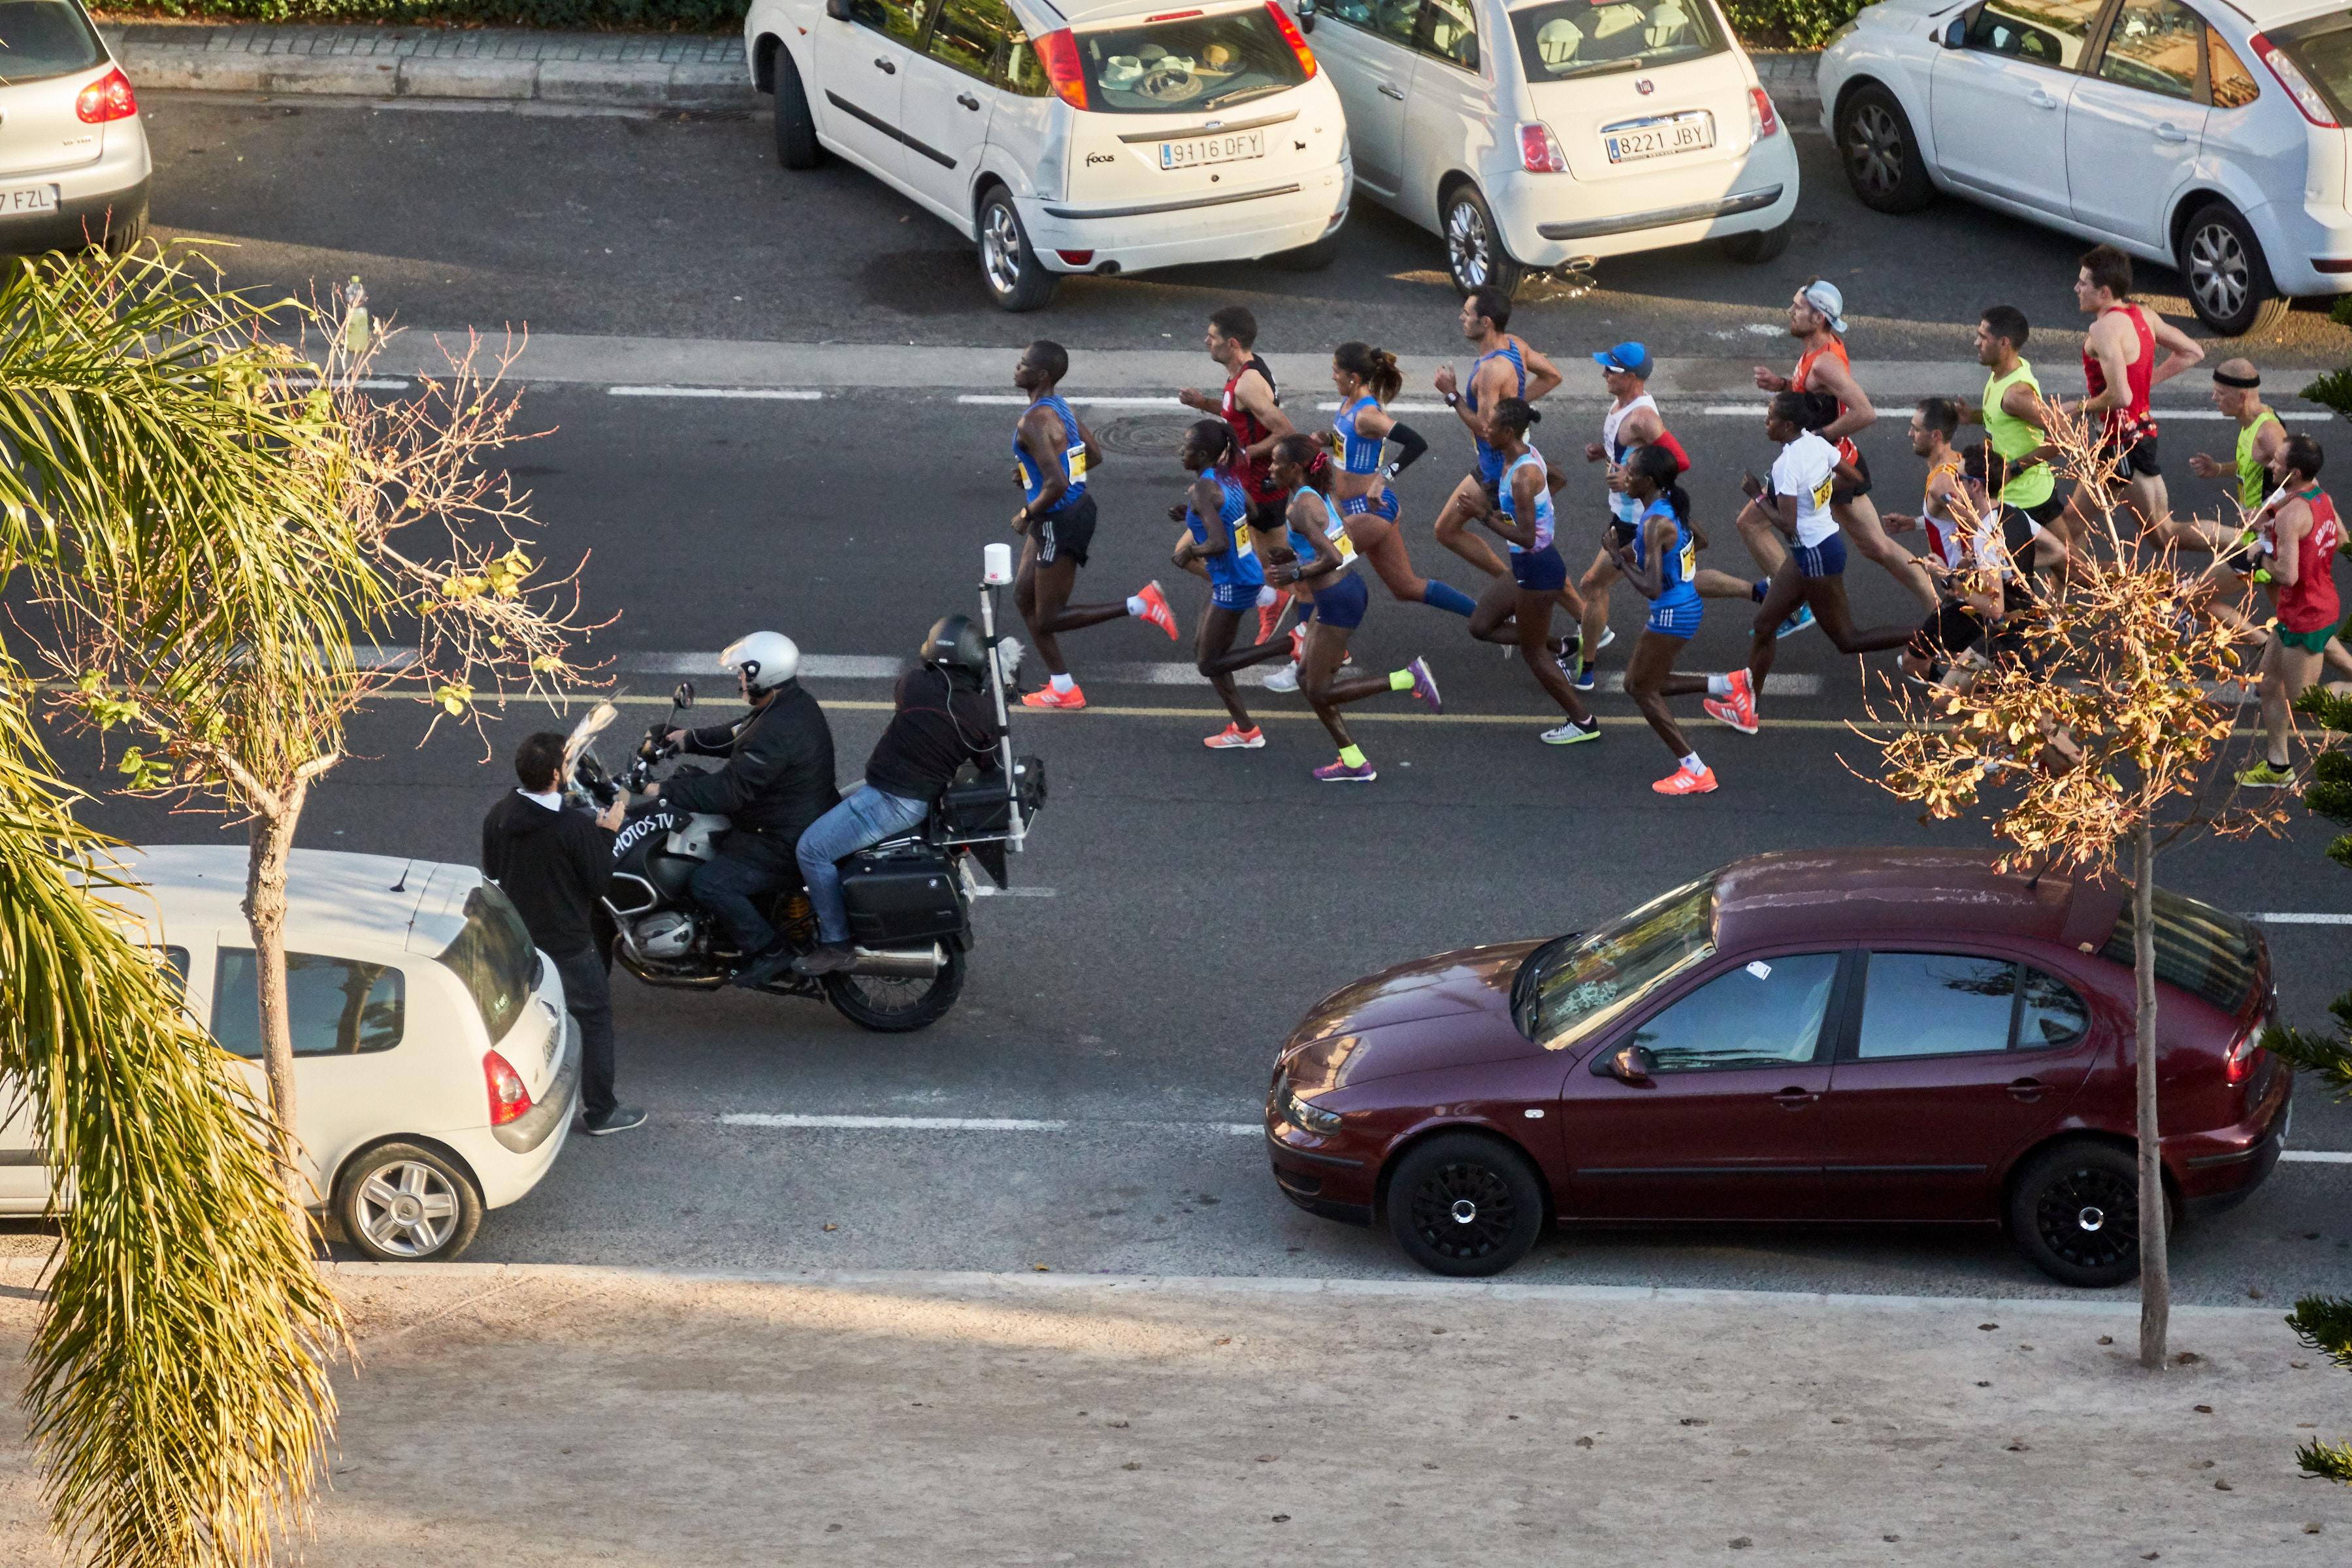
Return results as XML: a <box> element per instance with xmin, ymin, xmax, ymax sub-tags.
<box><xmin>1595</xmin><ymin>627</ymin><xmax>1616</xmax><ymax>652</ymax></box>
<box><xmin>1262</xmin><ymin>662</ymin><xmax>1301</xmax><ymax>693</ymax></box>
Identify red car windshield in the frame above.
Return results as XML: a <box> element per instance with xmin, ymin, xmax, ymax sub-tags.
<box><xmin>1519</xmin><ymin>876</ymin><xmax>1715</xmax><ymax>1045</ymax></box>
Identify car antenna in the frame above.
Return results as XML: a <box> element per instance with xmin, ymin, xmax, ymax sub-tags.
<box><xmin>389</xmin><ymin>858</ymin><xmax>414</xmax><ymax>893</ymax></box>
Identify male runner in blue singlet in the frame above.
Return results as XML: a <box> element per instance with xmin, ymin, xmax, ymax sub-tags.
<box><xmin>1010</xmin><ymin>340</ymin><xmax>1178</xmax><ymax>711</ymax></box>
<box><xmin>1169</xmin><ymin>419</ymin><xmax>1296</xmax><ymax>749</ymax></box>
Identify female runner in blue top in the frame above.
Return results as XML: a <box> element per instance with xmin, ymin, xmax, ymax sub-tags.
<box><xmin>1328</xmin><ymin>342</ymin><xmax>1465</xmax><ymax>615</ymax></box>
<box><xmin>1010</xmin><ymin>340</ymin><xmax>1179</xmax><ymax>711</ymax></box>
<box><xmin>1169</xmin><ymin>419</ymin><xmax>1296</xmax><ymax>750</ymax></box>
<box><xmin>1611</xmin><ymin>443</ymin><xmax>1718</xmax><ymax>796</ymax></box>
<box><xmin>1465</xmin><ymin>399</ymin><xmax>1601</xmax><ymax>747</ymax></box>
<box><xmin>1261</xmin><ymin>434</ymin><xmax>1443</xmax><ymax>783</ymax></box>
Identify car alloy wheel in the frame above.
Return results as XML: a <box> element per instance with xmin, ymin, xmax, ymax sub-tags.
<box><xmin>1844</xmin><ymin>100</ymin><xmax>1906</xmax><ymax>202</ymax></box>
<box><xmin>2186</xmin><ymin>218</ymin><xmax>2252</xmax><ymax>328</ymax></box>
<box><xmin>1446</xmin><ymin>204</ymin><xmax>1495</xmax><ymax>291</ymax></box>
<box><xmin>354</xmin><ymin>1158</ymin><xmax>463</xmax><ymax>1258</ymax></box>
<box><xmin>981</xmin><ymin>203</ymin><xmax>1024</xmax><ymax>299</ymax></box>
<box><xmin>2032</xmin><ymin>1160</ymin><xmax>2139</xmax><ymax>1274</ymax></box>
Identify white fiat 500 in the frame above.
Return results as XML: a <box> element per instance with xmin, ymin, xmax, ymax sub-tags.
<box><xmin>0</xmin><ymin>846</ymin><xmax>579</xmax><ymax>1262</ymax></box>
<box><xmin>1309</xmin><ymin>0</ymin><xmax>1800</xmax><ymax>294</ymax></box>
<box><xmin>745</xmin><ymin>0</ymin><xmax>1354</xmax><ymax>309</ymax></box>
<box><xmin>1820</xmin><ymin>0</ymin><xmax>2352</xmax><ymax>336</ymax></box>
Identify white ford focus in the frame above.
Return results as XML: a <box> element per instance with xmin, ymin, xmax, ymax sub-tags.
<box><xmin>0</xmin><ymin>847</ymin><xmax>579</xmax><ymax>1262</ymax></box>
<box><xmin>1820</xmin><ymin>0</ymin><xmax>2352</xmax><ymax>336</ymax></box>
<box><xmin>746</xmin><ymin>0</ymin><xmax>1354</xmax><ymax>309</ymax></box>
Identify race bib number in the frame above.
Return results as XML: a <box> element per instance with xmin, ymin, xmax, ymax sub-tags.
<box><xmin>1233</xmin><ymin>522</ymin><xmax>1257</xmax><ymax>559</ymax></box>
<box><xmin>1066</xmin><ymin>443</ymin><xmax>1088</xmax><ymax>483</ymax></box>
<box><xmin>1677</xmin><ymin>539</ymin><xmax>1697</xmax><ymax>580</ymax></box>
<box><xmin>1810</xmin><ymin>476</ymin><xmax>1835</xmax><ymax>511</ymax></box>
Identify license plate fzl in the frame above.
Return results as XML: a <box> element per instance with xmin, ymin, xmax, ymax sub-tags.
<box><xmin>1159</xmin><ymin>130</ymin><xmax>1264</xmax><ymax>171</ymax></box>
<box><xmin>1603</xmin><ymin>112</ymin><xmax>1714</xmax><ymax>163</ymax></box>
<box><xmin>0</xmin><ymin>185</ymin><xmax>59</xmax><ymax>214</ymax></box>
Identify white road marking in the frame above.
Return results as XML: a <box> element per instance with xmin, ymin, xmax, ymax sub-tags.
<box><xmin>283</xmin><ymin>377</ymin><xmax>412</xmax><ymax>391</ymax></box>
<box><xmin>2251</xmin><ymin>913</ymin><xmax>2352</xmax><ymax>924</ymax></box>
<box><xmin>608</xmin><ymin>385</ymin><xmax>823</xmax><ymax>400</ymax></box>
<box><xmin>957</xmin><ymin>394</ymin><xmax>1183</xmax><ymax>408</ymax></box>
<box><xmin>2283</xmin><ymin>1151</ymin><xmax>2352</xmax><ymax>1163</ymax></box>
<box><xmin>719</xmin><ymin>1113</ymin><xmax>1258</xmax><ymax>1134</ymax></box>
<box><xmin>1311</xmin><ymin>401</ymin><xmax>1450</xmax><ymax>414</ymax></box>
<box><xmin>971</xmin><ymin>885</ymin><xmax>1056</xmax><ymax>898</ymax></box>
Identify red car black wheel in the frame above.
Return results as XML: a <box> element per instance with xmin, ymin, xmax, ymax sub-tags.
<box><xmin>1387</xmin><ymin>1132</ymin><xmax>1545</xmax><ymax>1278</ymax></box>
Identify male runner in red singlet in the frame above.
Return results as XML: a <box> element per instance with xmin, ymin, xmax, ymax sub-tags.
<box><xmin>2236</xmin><ymin>433</ymin><xmax>2342</xmax><ymax>789</ymax></box>
<box><xmin>1746</xmin><ymin>280</ymin><xmax>1940</xmax><ymax>617</ymax></box>
<box><xmin>2059</xmin><ymin>245</ymin><xmax>2203</xmax><ymax>545</ymax></box>
<box><xmin>1177</xmin><ymin>304</ymin><xmax>1296</xmax><ymax>636</ymax></box>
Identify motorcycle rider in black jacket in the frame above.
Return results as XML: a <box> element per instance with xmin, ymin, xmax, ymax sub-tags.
<box><xmin>634</xmin><ymin>631</ymin><xmax>839</xmax><ymax>988</ymax></box>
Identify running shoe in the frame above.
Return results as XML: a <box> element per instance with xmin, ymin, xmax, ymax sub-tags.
<box><xmin>1776</xmin><ymin>604</ymin><xmax>1816</xmax><ymax>640</ymax></box>
<box><xmin>1313</xmin><ymin>757</ymin><xmax>1377</xmax><ymax>783</ymax></box>
<box><xmin>1406</xmin><ymin>656</ymin><xmax>1443</xmax><ymax>714</ymax></box>
<box><xmin>1539</xmin><ymin>718</ymin><xmax>1603</xmax><ymax>745</ymax></box>
<box><xmin>1571</xmin><ymin>659</ymin><xmax>1596</xmax><ymax>693</ymax></box>
<box><xmin>1258</xmin><ymin>593</ymin><xmax>1289</xmax><ymax>642</ymax></box>
<box><xmin>1204</xmin><ymin>723</ymin><xmax>1266</xmax><ymax>749</ymax></box>
<box><xmin>2236</xmin><ymin>759</ymin><xmax>2295</xmax><ymax>789</ymax></box>
<box><xmin>1703</xmin><ymin>669</ymin><xmax>1759</xmax><ymax>735</ymax></box>
<box><xmin>1595</xmin><ymin>626</ymin><xmax>1616</xmax><ymax>653</ymax></box>
<box><xmin>1652</xmin><ymin>765</ymin><xmax>1720</xmax><ymax>796</ymax></box>
<box><xmin>1263</xmin><ymin>662</ymin><xmax>1301</xmax><ymax>693</ymax></box>
<box><xmin>1901</xmin><ymin>661</ymin><xmax>1950</xmax><ymax>689</ymax></box>
<box><xmin>1021</xmin><ymin>682</ymin><xmax>1086</xmax><ymax>710</ymax></box>
<box><xmin>1554</xmin><ymin>639</ymin><xmax>1580</xmax><ymax>683</ymax></box>
<box><xmin>1135</xmin><ymin>581</ymin><xmax>1178</xmax><ymax>640</ymax></box>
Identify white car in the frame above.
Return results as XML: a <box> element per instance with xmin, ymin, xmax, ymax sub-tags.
<box><xmin>745</xmin><ymin>0</ymin><xmax>1353</xmax><ymax>310</ymax></box>
<box><xmin>1820</xmin><ymin>0</ymin><xmax>2352</xmax><ymax>336</ymax></box>
<box><xmin>1308</xmin><ymin>0</ymin><xmax>1800</xmax><ymax>294</ymax></box>
<box><xmin>0</xmin><ymin>847</ymin><xmax>579</xmax><ymax>1262</ymax></box>
<box><xmin>0</xmin><ymin>0</ymin><xmax>149</xmax><ymax>253</ymax></box>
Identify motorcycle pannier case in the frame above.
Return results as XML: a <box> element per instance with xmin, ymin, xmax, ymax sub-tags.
<box><xmin>937</xmin><ymin>755</ymin><xmax>1047</xmax><ymax>845</ymax></box>
<box><xmin>838</xmin><ymin>842</ymin><xmax>964</xmax><ymax>943</ymax></box>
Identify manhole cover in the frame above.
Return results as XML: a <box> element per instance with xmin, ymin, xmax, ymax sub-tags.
<box><xmin>1094</xmin><ymin>414</ymin><xmax>1200</xmax><ymax>458</ymax></box>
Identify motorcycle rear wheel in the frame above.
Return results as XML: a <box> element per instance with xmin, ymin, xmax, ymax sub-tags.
<box><xmin>823</xmin><ymin>945</ymin><xmax>967</xmax><ymax>1032</ymax></box>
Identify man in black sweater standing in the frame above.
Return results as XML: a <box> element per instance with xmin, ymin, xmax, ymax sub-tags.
<box><xmin>482</xmin><ymin>731</ymin><xmax>644</xmax><ymax>1136</ymax></box>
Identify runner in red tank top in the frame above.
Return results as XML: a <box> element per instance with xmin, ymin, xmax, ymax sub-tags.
<box><xmin>2238</xmin><ymin>433</ymin><xmax>2344</xmax><ymax>789</ymax></box>
<box><xmin>1178</xmin><ymin>305</ymin><xmax>1297</xmax><ymax>636</ymax></box>
<box><xmin>2061</xmin><ymin>246</ymin><xmax>2203</xmax><ymax>549</ymax></box>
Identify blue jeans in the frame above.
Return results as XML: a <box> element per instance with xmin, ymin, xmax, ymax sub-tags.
<box><xmin>690</xmin><ymin>849</ymin><xmax>796</xmax><ymax>955</ymax></box>
<box><xmin>796</xmin><ymin>785</ymin><xmax>932</xmax><ymax>945</ymax></box>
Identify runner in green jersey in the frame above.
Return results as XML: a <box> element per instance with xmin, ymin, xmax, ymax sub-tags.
<box><xmin>1957</xmin><ymin>306</ymin><xmax>2065</xmax><ymax>536</ymax></box>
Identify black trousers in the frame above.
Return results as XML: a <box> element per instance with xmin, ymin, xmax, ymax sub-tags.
<box><xmin>551</xmin><ymin>945</ymin><xmax>617</xmax><ymax>1120</ymax></box>
<box><xmin>690</xmin><ymin>844</ymin><xmax>798</xmax><ymax>954</ymax></box>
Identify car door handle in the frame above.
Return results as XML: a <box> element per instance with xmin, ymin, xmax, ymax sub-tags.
<box><xmin>958</xmin><ymin>92</ymin><xmax>980</xmax><ymax>109</ymax></box>
<box><xmin>1378</xmin><ymin>82</ymin><xmax>1407</xmax><ymax>101</ymax></box>
<box><xmin>2154</xmin><ymin>122</ymin><xmax>2189</xmax><ymax>143</ymax></box>
<box><xmin>2027</xmin><ymin>89</ymin><xmax>2059</xmax><ymax>109</ymax></box>
<box><xmin>874</xmin><ymin>56</ymin><xmax>898</xmax><ymax>73</ymax></box>
<box><xmin>1771</xmin><ymin>1087</ymin><xmax>1818</xmax><ymax>1108</ymax></box>
<box><xmin>2007</xmin><ymin>1077</ymin><xmax>2048</xmax><ymax>1102</ymax></box>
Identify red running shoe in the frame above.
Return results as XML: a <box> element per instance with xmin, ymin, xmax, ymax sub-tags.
<box><xmin>1702</xmin><ymin>668</ymin><xmax>1758</xmax><ymax>735</ymax></box>
<box><xmin>1134</xmin><ymin>580</ymin><xmax>1178</xmax><ymax>640</ymax></box>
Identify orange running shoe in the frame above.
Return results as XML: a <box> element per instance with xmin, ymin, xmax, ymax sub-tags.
<box><xmin>1203</xmin><ymin>723</ymin><xmax>1266</xmax><ymax>749</ymax></box>
<box><xmin>1652</xmin><ymin>765</ymin><xmax>1719</xmax><ymax>796</ymax></box>
<box><xmin>1258</xmin><ymin>590</ymin><xmax>1291</xmax><ymax>642</ymax></box>
<box><xmin>1021</xmin><ymin>682</ymin><xmax>1086</xmax><ymax>710</ymax></box>
<box><xmin>1134</xmin><ymin>580</ymin><xmax>1179</xmax><ymax>640</ymax></box>
<box><xmin>1701</xmin><ymin>668</ymin><xmax>1758</xmax><ymax>735</ymax></box>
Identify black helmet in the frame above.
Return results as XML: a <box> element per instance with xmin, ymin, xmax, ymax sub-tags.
<box><xmin>921</xmin><ymin>614</ymin><xmax>989</xmax><ymax>681</ymax></box>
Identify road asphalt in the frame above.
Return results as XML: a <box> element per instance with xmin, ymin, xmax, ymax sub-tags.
<box><xmin>0</xmin><ymin>1262</ymin><xmax>2338</xmax><ymax>1565</ymax></box>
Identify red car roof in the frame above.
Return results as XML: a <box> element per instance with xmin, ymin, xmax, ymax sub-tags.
<box><xmin>1713</xmin><ymin>849</ymin><xmax>2124</xmax><ymax>955</ymax></box>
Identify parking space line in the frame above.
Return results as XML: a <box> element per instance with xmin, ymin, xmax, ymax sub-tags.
<box><xmin>2252</xmin><ymin>913</ymin><xmax>2352</xmax><ymax>924</ymax></box>
<box><xmin>2283</xmin><ymin>1151</ymin><xmax>2352</xmax><ymax>1163</ymax></box>
<box><xmin>718</xmin><ymin>1113</ymin><xmax>1260</xmax><ymax>1134</ymax></box>
<box><xmin>608</xmin><ymin>386</ymin><xmax>824</xmax><ymax>400</ymax></box>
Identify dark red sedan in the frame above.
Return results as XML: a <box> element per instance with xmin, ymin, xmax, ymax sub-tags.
<box><xmin>1265</xmin><ymin>850</ymin><xmax>2291</xmax><ymax>1283</ymax></box>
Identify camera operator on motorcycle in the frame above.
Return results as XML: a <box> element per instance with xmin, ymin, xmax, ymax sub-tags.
<box><xmin>631</xmin><ymin>631</ymin><xmax>839</xmax><ymax>990</ymax></box>
<box><xmin>792</xmin><ymin>616</ymin><xmax>1004</xmax><ymax>978</ymax></box>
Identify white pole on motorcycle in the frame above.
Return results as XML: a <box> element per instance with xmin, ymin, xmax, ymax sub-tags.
<box><xmin>979</xmin><ymin>541</ymin><xmax>1024</xmax><ymax>852</ymax></box>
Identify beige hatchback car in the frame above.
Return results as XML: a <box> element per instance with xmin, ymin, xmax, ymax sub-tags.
<box><xmin>0</xmin><ymin>0</ymin><xmax>149</xmax><ymax>252</ymax></box>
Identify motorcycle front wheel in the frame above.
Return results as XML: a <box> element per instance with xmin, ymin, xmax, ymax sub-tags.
<box><xmin>824</xmin><ymin>945</ymin><xmax>967</xmax><ymax>1033</ymax></box>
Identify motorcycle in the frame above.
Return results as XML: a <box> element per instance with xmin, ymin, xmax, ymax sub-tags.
<box><xmin>559</xmin><ymin>553</ymin><xmax>1044</xmax><ymax>1033</ymax></box>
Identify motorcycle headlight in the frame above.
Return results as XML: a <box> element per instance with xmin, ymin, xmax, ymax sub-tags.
<box><xmin>1281</xmin><ymin>1082</ymin><xmax>1343</xmax><ymax>1134</ymax></box>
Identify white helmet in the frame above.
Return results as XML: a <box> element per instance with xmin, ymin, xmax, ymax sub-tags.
<box><xmin>720</xmin><ymin>631</ymin><xmax>800</xmax><ymax>693</ymax></box>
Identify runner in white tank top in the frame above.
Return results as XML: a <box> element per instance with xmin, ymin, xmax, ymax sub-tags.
<box><xmin>1577</xmin><ymin>344</ymin><xmax>1664</xmax><ymax>691</ymax></box>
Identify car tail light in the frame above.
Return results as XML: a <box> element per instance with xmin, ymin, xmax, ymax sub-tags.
<box><xmin>75</xmin><ymin>67</ymin><xmax>137</xmax><ymax>125</ymax></box>
<box><xmin>2251</xmin><ymin>33</ymin><xmax>2339</xmax><ymax>127</ymax></box>
<box><xmin>1055</xmin><ymin>249</ymin><xmax>1095</xmax><ymax>265</ymax></box>
<box><xmin>483</xmin><ymin>1049</ymin><xmax>532</xmax><ymax>1126</ymax></box>
<box><xmin>1518</xmin><ymin>122</ymin><xmax>1568</xmax><ymax>173</ymax></box>
<box><xmin>1749</xmin><ymin>87</ymin><xmax>1780</xmax><ymax>140</ymax></box>
<box><xmin>1265</xmin><ymin>2</ymin><xmax>1318</xmax><ymax>81</ymax></box>
<box><xmin>1034</xmin><ymin>28</ymin><xmax>1090</xmax><ymax>111</ymax></box>
<box><xmin>2225</xmin><ymin>1026</ymin><xmax>2264</xmax><ymax>1086</ymax></box>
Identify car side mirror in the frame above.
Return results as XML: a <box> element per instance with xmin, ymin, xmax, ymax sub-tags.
<box><xmin>825</xmin><ymin>0</ymin><xmax>853</xmax><ymax>19</ymax></box>
<box><xmin>1594</xmin><ymin>1043</ymin><xmax>1658</xmax><ymax>1086</ymax></box>
<box><xmin>1296</xmin><ymin>0</ymin><xmax>1317</xmax><ymax>33</ymax></box>
<box><xmin>673</xmin><ymin>681</ymin><xmax>694</xmax><ymax>711</ymax></box>
<box><xmin>1939</xmin><ymin>15</ymin><xmax>1967</xmax><ymax>47</ymax></box>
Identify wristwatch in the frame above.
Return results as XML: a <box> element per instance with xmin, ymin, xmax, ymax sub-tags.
<box><xmin>1444</xmin><ymin>392</ymin><xmax>1460</xmax><ymax>408</ymax></box>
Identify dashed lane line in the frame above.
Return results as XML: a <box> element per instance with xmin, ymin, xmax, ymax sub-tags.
<box><xmin>719</xmin><ymin>1113</ymin><xmax>1260</xmax><ymax>1134</ymax></box>
<box><xmin>2252</xmin><ymin>913</ymin><xmax>2352</xmax><ymax>924</ymax></box>
<box><xmin>608</xmin><ymin>385</ymin><xmax>824</xmax><ymax>400</ymax></box>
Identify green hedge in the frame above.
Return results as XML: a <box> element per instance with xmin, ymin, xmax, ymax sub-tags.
<box><xmin>1722</xmin><ymin>0</ymin><xmax>1865</xmax><ymax>50</ymax></box>
<box><xmin>102</xmin><ymin>0</ymin><xmax>751</xmax><ymax>29</ymax></box>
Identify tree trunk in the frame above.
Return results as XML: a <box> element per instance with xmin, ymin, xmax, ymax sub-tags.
<box><xmin>2134</xmin><ymin>819</ymin><xmax>2170</xmax><ymax>1370</ymax></box>
<box><xmin>244</xmin><ymin>784</ymin><xmax>310</xmax><ymax>1235</ymax></box>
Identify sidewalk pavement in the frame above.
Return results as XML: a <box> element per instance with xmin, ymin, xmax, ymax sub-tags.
<box><xmin>0</xmin><ymin>1261</ymin><xmax>2337</xmax><ymax>1565</ymax></box>
<box><xmin>105</xmin><ymin>18</ymin><xmax>1824</xmax><ymax>114</ymax></box>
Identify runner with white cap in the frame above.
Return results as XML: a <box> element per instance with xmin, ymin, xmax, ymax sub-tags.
<box><xmin>1745</xmin><ymin>280</ymin><xmax>1939</xmax><ymax>619</ymax></box>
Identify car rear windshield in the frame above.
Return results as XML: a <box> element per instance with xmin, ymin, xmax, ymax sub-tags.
<box><xmin>437</xmin><ymin>884</ymin><xmax>539</xmax><ymax>1041</ymax></box>
<box><xmin>1073</xmin><ymin>7</ymin><xmax>1308</xmax><ymax>115</ymax></box>
<box><xmin>1508</xmin><ymin>0</ymin><xmax>1726</xmax><ymax>84</ymax></box>
<box><xmin>0</xmin><ymin>0</ymin><xmax>104</xmax><ymax>86</ymax></box>
<box><xmin>1518</xmin><ymin>875</ymin><xmax>1716</xmax><ymax>1043</ymax></box>
<box><xmin>2099</xmin><ymin>886</ymin><xmax>2262</xmax><ymax>1015</ymax></box>
<box><xmin>2263</xmin><ymin>12</ymin><xmax>2352</xmax><ymax>123</ymax></box>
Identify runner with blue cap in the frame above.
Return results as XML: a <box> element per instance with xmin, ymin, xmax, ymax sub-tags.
<box><xmin>1573</xmin><ymin>341</ymin><xmax>1666</xmax><ymax>691</ymax></box>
